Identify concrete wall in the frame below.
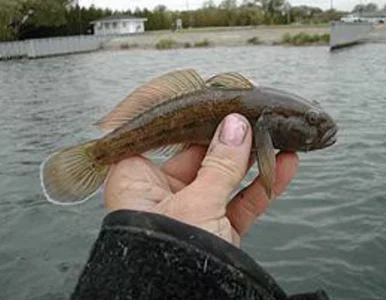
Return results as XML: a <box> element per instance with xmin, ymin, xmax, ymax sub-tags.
<box><xmin>364</xmin><ymin>24</ymin><xmax>386</xmax><ymax>43</ymax></box>
<box><xmin>330</xmin><ymin>21</ymin><xmax>373</xmax><ymax>50</ymax></box>
<box><xmin>0</xmin><ymin>35</ymin><xmax>108</xmax><ymax>60</ymax></box>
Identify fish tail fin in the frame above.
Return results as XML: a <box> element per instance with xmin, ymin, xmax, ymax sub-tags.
<box><xmin>40</xmin><ymin>140</ymin><xmax>109</xmax><ymax>205</ymax></box>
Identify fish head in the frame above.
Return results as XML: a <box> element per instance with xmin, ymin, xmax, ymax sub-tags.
<box><xmin>251</xmin><ymin>87</ymin><xmax>338</xmax><ymax>152</ymax></box>
<box><xmin>270</xmin><ymin>107</ymin><xmax>337</xmax><ymax>152</ymax></box>
<box><xmin>302</xmin><ymin>107</ymin><xmax>338</xmax><ymax>150</ymax></box>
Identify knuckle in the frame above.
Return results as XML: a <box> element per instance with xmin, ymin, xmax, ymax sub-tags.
<box><xmin>200</xmin><ymin>154</ymin><xmax>244</xmax><ymax>187</ymax></box>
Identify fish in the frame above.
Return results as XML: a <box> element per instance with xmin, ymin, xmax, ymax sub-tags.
<box><xmin>40</xmin><ymin>69</ymin><xmax>338</xmax><ymax>205</ymax></box>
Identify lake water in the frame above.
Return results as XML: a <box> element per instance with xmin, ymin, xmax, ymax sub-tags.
<box><xmin>0</xmin><ymin>44</ymin><xmax>385</xmax><ymax>299</ymax></box>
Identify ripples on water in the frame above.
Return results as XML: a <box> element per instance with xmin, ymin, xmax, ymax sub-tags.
<box><xmin>0</xmin><ymin>44</ymin><xmax>385</xmax><ymax>299</ymax></box>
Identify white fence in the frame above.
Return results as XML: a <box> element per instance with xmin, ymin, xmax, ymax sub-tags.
<box><xmin>0</xmin><ymin>35</ymin><xmax>110</xmax><ymax>60</ymax></box>
<box><xmin>0</xmin><ymin>41</ymin><xmax>26</xmax><ymax>59</ymax></box>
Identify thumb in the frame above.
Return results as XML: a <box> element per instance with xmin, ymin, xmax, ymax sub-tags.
<box><xmin>191</xmin><ymin>113</ymin><xmax>253</xmax><ymax>205</ymax></box>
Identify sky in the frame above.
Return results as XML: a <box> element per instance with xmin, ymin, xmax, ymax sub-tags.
<box><xmin>79</xmin><ymin>0</ymin><xmax>386</xmax><ymax>12</ymax></box>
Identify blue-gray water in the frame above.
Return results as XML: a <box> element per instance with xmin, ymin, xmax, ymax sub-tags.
<box><xmin>1</xmin><ymin>44</ymin><xmax>385</xmax><ymax>300</ymax></box>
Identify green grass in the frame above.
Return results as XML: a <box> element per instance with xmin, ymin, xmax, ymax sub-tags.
<box><xmin>155</xmin><ymin>39</ymin><xmax>211</xmax><ymax>50</ymax></box>
<box><xmin>279</xmin><ymin>32</ymin><xmax>330</xmax><ymax>46</ymax></box>
<box><xmin>155</xmin><ymin>39</ymin><xmax>177</xmax><ymax>50</ymax></box>
<box><xmin>193</xmin><ymin>39</ymin><xmax>210</xmax><ymax>47</ymax></box>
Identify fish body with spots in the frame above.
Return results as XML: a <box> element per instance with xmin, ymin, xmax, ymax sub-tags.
<box><xmin>40</xmin><ymin>70</ymin><xmax>337</xmax><ymax>205</ymax></box>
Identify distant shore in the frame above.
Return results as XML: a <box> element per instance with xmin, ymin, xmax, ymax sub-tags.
<box><xmin>102</xmin><ymin>24</ymin><xmax>331</xmax><ymax>50</ymax></box>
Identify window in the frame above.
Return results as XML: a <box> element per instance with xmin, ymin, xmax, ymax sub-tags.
<box><xmin>105</xmin><ymin>23</ymin><xmax>110</xmax><ymax>29</ymax></box>
<box><xmin>122</xmin><ymin>22</ymin><xmax>127</xmax><ymax>28</ymax></box>
<box><xmin>112</xmin><ymin>22</ymin><xmax>117</xmax><ymax>28</ymax></box>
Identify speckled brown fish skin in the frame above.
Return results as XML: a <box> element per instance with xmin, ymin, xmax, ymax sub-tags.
<box><xmin>91</xmin><ymin>86</ymin><xmax>337</xmax><ymax>166</ymax></box>
<box><xmin>40</xmin><ymin>70</ymin><xmax>338</xmax><ymax>205</ymax></box>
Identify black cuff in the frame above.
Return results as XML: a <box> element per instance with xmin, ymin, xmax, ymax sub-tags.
<box><xmin>288</xmin><ymin>290</ymin><xmax>330</xmax><ymax>300</ymax></box>
<box><xmin>71</xmin><ymin>210</ymin><xmax>329</xmax><ymax>300</ymax></box>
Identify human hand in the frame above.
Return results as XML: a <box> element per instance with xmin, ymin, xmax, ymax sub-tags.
<box><xmin>104</xmin><ymin>114</ymin><xmax>299</xmax><ymax>247</ymax></box>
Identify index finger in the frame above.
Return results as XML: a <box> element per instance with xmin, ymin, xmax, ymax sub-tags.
<box><xmin>226</xmin><ymin>151</ymin><xmax>299</xmax><ymax>237</ymax></box>
<box><xmin>161</xmin><ymin>145</ymin><xmax>207</xmax><ymax>187</ymax></box>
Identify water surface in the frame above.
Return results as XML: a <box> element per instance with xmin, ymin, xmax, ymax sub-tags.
<box><xmin>0</xmin><ymin>44</ymin><xmax>385</xmax><ymax>299</ymax></box>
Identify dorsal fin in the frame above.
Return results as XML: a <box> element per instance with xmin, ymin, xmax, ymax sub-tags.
<box><xmin>95</xmin><ymin>69</ymin><xmax>205</xmax><ymax>132</ymax></box>
<box><xmin>206</xmin><ymin>72</ymin><xmax>254</xmax><ymax>90</ymax></box>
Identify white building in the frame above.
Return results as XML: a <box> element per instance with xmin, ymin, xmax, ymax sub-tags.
<box><xmin>91</xmin><ymin>16</ymin><xmax>148</xmax><ymax>36</ymax></box>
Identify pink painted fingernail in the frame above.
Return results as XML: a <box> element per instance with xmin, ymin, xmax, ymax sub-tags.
<box><xmin>219</xmin><ymin>114</ymin><xmax>248</xmax><ymax>146</ymax></box>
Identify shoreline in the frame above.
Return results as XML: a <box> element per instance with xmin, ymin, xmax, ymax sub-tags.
<box><xmin>2</xmin><ymin>24</ymin><xmax>386</xmax><ymax>60</ymax></box>
<box><xmin>102</xmin><ymin>25</ymin><xmax>331</xmax><ymax>50</ymax></box>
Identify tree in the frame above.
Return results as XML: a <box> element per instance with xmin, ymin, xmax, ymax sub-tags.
<box><xmin>256</xmin><ymin>0</ymin><xmax>285</xmax><ymax>24</ymax></box>
<box><xmin>154</xmin><ymin>4</ymin><xmax>167</xmax><ymax>12</ymax></box>
<box><xmin>149</xmin><ymin>5</ymin><xmax>172</xmax><ymax>30</ymax></box>
<box><xmin>25</xmin><ymin>0</ymin><xmax>69</xmax><ymax>27</ymax></box>
<box><xmin>218</xmin><ymin>0</ymin><xmax>238</xmax><ymax>26</ymax></box>
<box><xmin>291</xmin><ymin>5</ymin><xmax>323</xmax><ymax>23</ymax></box>
<box><xmin>353</xmin><ymin>2</ymin><xmax>378</xmax><ymax>13</ymax></box>
<box><xmin>364</xmin><ymin>3</ymin><xmax>378</xmax><ymax>12</ymax></box>
<box><xmin>202</xmin><ymin>0</ymin><xmax>216</xmax><ymax>9</ymax></box>
<box><xmin>0</xmin><ymin>0</ymin><xmax>21</xmax><ymax>40</ymax></box>
<box><xmin>219</xmin><ymin>0</ymin><xmax>238</xmax><ymax>10</ymax></box>
<box><xmin>0</xmin><ymin>0</ymin><xmax>73</xmax><ymax>40</ymax></box>
<box><xmin>237</xmin><ymin>5</ymin><xmax>264</xmax><ymax>25</ymax></box>
<box><xmin>352</xmin><ymin>4</ymin><xmax>365</xmax><ymax>13</ymax></box>
<box><xmin>0</xmin><ymin>0</ymin><xmax>348</xmax><ymax>41</ymax></box>
<box><xmin>240</xmin><ymin>0</ymin><xmax>257</xmax><ymax>7</ymax></box>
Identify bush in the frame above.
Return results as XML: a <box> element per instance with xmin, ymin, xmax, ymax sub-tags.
<box><xmin>120</xmin><ymin>43</ymin><xmax>138</xmax><ymax>50</ymax></box>
<box><xmin>156</xmin><ymin>39</ymin><xmax>177</xmax><ymax>50</ymax></box>
<box><xmin>193</xmin><ymin>39</ymin><xmax>210</xmax><ymax>47</ymax></box>
<box><xmin>246</xmin><ymin>36</ymin><xmax>262</xmax><ymax>45</ymax></box>
<box><xmin>184</xmin><ymin>42</ymin><xmax>192</xmax><ymax>48</ymax></box>
<box><xmin>279</xmin><ymin>32</ymin><xmax>330</xmax><ymax>46</ymax></box>
<box><xmin>281</xmin><ymin>33</ymin><xmax>292</xmax><ymax>44</ymax></box>
<box><xmin>320</xmin><ymin>33</ymin><xmax>330</xmax><ymax>43</ymax></box>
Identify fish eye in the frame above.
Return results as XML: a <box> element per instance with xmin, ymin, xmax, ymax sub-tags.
<box><xmin>306</xmin><ymin>110</ymin><xmax>320</xmax><ymax>125</ymax></box>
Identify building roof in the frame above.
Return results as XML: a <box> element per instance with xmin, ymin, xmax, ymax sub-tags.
<box><xmin>90</xmin><ymin>15</ymin><xmax>147</xmax><ymax>24</ymax></box>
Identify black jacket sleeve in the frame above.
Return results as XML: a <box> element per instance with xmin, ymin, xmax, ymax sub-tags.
<box><xmin>71</xmin><ymin>210</ymin><xmax>329</xmax><ymax>300</ymax></box>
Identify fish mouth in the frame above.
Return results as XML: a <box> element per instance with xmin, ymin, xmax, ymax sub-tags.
<box><xmin>321</xmin><ymin>127</ymin><xmax>338</xmax><ymax>147</ymax></box>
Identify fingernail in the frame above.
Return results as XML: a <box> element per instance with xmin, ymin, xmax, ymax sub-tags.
<box><xmin>219</xmin><ymin>114</ymin><xmax>248</xmax><ymax>146</ymax></box>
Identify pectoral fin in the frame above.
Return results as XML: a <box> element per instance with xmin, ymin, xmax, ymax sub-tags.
<box><xmin>254</xmin><ymin>113</ymin><xmax>276</xmax><ymax>201</ymax></box>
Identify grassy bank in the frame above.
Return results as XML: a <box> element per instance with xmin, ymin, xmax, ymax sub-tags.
<box><xmin>155</xmin><ymin>38</ymin><xmax>211</xmax><ymax>50</ymax></box>
<box><xmin>277</xmin><ymin>32</ymin><xmax>330</xmax><ymax>46</ymax></box>
<box><xmin>105</xmin><ymin>25</ymin><xmax>330</xmax><ymax>51</ymax></box>
<box><xmin>152</xmin><ymin>33</ymin><xmax>329</xmax><ymax>49</ymax></box>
